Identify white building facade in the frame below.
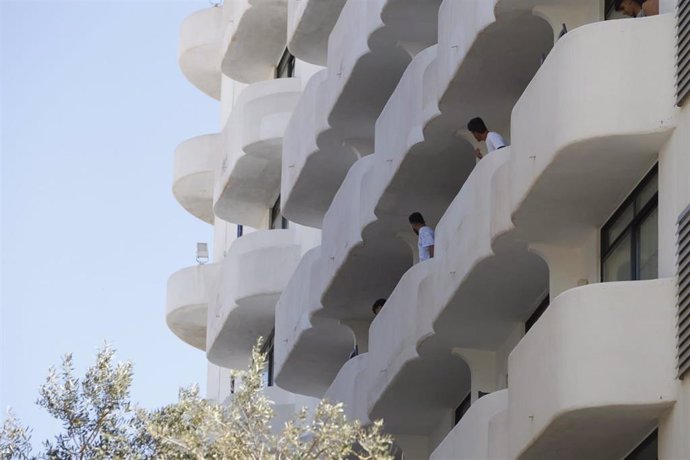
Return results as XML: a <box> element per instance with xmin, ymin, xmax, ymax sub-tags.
<box><xmin>168</xmin><ymin>0</ymin><xmax>690</xmax><ymax>458</ymax></box>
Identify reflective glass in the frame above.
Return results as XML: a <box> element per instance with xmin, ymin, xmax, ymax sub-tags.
<box><xmin>607</xmin><ymin>204</ymin><xmax>634</xmax><ymax>248</ymax></box>
<box><xmin>635</xmin><ymin>173</ymin><xmax>658</xmax><ymax>213</ymax></box>
<box><xmin>638</xmin><ymin>208</ymin><xmax>658</xmax><ymax>280</ymax></box>
<box><xmin>603</xmin><ymin>234</ymin><xmax>632</xmax><ymax>282</ymax></box>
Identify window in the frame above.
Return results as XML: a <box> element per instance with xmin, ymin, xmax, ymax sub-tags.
<box><xmin>454</xmin><ymin>391</ymin><xmax>489</xmax><ymax>425</ymax></box>
<box><xmin>601</xmin><ymin>166</ymin><xmax>658</xmax><ymax>282</ymax></box>
<box><xmin>624</xmin><ymin>429</ymin><xmax>658</xmax><ymax>460</ymax></box>
<box><xmin>260</xmin><ymin>330</ymin><xmax>275</xmax><ymax>387</ymax></box>
<box><xmin>270</xmin><ymin>196</ymin><xmax>288</xmax><ymax>230</ymax></box>
<box><xmin>604</xmin><ymin>0</ymin><xmax>616</xmax><ymax>16</ymax></box>
<box><xmin>275</xmin><ymin>48</ymin><xmax>295</xmax><ymax>79</ymax></box>
<box><xmin>454</xmin><ymin>392</ymin><xmax>471</xmax><ymax>425</ymax></box>
<box><xmin>525</xmin><ymin>295</ymin><xmax>549</xmax><ymax>333</ymax></box>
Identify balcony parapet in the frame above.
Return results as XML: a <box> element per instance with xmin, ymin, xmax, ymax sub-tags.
<box><xmin>265</xmin><ymin>386</ymin><xmax>319</xmax><ymax>433</ymax></box>
<box><xmin>369</xmin><ymin>14</ymin><xmax>677</xmax><ymax>438</ymax></box>
<box><xmin>430</xmin><ymin>390</ymin><xmax>508</xmax><ymax>460</ymax></box>
<box><xmin>179</xmin><ymin>7</ymin><xmax>223</xmax><ymax>99</ymax></box>
<box><xmin>214</xmin><ymin>78</ymin><xmax>302</xmax><ymax>227</ymax></box>
<box><xmin>166</xmin><ymin>263</ymin><xmax>221</xmax><ymax>351</ymax></box>
<box><xmin>281</xmin><ymin>0</ymin><xmax>442</xmax><ymax>228</ymax></box>
<box><xmin>221</xmin><ymin>0</ymin><xmax>288</xmax><ymax>84</ymax></box>
<box><xmin>324</xmin><ymin>353</ymin><xmax>371</xmax><ymax>424</ymax></box>
<box><xmin>207</xmin><ymin>229</ymin><xmax>315</xmax><ymax>368</ymax></box>
<box><xmin>298</xmin><ymin>13</ymin><xmax>677</xmax><ymax>445</ymax></box>
<box><xmin>286</xmin><ymin>0</ymin><xmax>347</xmax><ymax>65</ymax></box>
<box><xmin>507</xmin><ymin>279</ymin><xmax>676</xmax><ymax>459</ymax></box>
<box><xmin>274</xmin><ymin>247</ymin><xmax>355</xmax><ymax>397</ymax></box>
<box><xmin>173</xmin><ymin>134</ymin><xmax>219</xmax><ymax>224</ymax></box>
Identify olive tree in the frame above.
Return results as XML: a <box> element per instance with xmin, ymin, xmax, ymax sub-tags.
<box><xmin>1</xmin><ymin>344</ymin><xmax>392</xmax><ymax>460</ymax></box>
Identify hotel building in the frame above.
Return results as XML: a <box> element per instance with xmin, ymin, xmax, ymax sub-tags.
<box><xmin>167</xmin><ymin>0</ymin><xmax>690</xmax><ymax>458</ymax></box>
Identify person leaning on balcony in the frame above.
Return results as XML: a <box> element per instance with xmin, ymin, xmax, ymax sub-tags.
<box><xmin>615</xmin><ymin>0</ymin><xmax>658</xmax><ymax>17</ymax></box>
<box><xmin>409</xmin><ymin>212</ymin><xmax>434</xmax><ymax>261</ymax></box>
<box><xmin>372</xmin><ymin>298</ymin><xmax>386</xmax><ymax>316</ymax></box>
<box><xmin>467</xmin><ymin>117</ymin><xmax>508</xmax><ymax>160</ymax></box>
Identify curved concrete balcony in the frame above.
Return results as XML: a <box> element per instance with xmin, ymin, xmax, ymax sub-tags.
<box><xmin>507</xmin><ymin>279</ymin><xmax>676</xmax><ymax>459</ymax></box>
<box><xmin>430</xmin><ymin>390</ymin><xmax>508</xmax><ymax>460</ymax></box>
<box><xmin>508</xmin><ymin>14</ymin><xmax>676</xmax><ymax>247</ymax></box>
<box><xmin>281</xmin><ymin>0</ymin><xmax>442</xmax><ymax>228</ymax></box>
<box><xmin>221</xmin><ymin>0</ymin><xmax>288</xmax><ymax>84</ymax></box>
<box><xmin>286</xmin><ymin>0</ymin><xmax>347</xmax><ymax>65</ymax></box>
<box><xmin>166</xmin><ymin>263</ymin><xmax>220</xmax><ymax>351</ymax></box>
<box><xmin>179</xmin><ymin>7</ymin><xmax>223</xmax><ymax>99</ymax></box>
<box><xmin>274</xmin><ymin>247</ymin><xmax>355</xmax><ymax>397</ymax></box>
<box><xmin>214</xmin><ymin>78</ymin><xmax>302</xmax><ymax>227</ymax></box>
<box><xmin>275</xmin><ymin>0</ymin><xmax>554</xmax><ymax>404</ymax></box>
<box><xmin>173</xmin><ymin>134</ymin><xmax>219</xmax><ymax>224</ymax></box>
<box><xmin>366</xmin><ymin>14</ymin><xmax>676</xmax><ymax>439</ymax></box>
<box><xmin>324</xmin><ymin>353</ymin><xmax>370</xmax><ymax>424</ymax></box>
<box><xmin>290</xmin><ymin>0</ymin><xmax>557</xmax><ymax>322</ymax></box>
<box><xmin>265</xmin><ymin>386</ymin><xmax>318</xmax><ymax>432</ymax></box>
<box><xmin>290</xmin><ymin>13</ymin><xmax>676</xmax><ymax>443</ymax></box>
<box><xmin>207</xmin><ymin>229</ymin><xmax>311</xmax><ymax>368</ymax></box>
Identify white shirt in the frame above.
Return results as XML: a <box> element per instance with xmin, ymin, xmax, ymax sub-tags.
<box><xmin>486</xmin><ymin>131</ymin><xmax>507</xmax><ymax>152</ymax></box>
<box><xmin>418</xmin><ymin>226</ymin><xmax>435</xmax><ymax>262</ymax></box>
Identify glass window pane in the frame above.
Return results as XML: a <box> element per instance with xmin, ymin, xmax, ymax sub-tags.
<box><xmin>607</xmin><ymin>204</ymin><xmax>634</xmax><ymax>248</ymax></box>
<box><xmin>603</xmin><ymin>234</ymin><xmax>632</xmax><ymax>282</ymax></box>
<box><xmin>638</xmin><ymin>207</ymin><xmax>658</xmax><ymax>280</ymax></box>
<box><xmin>625</xmin><ymin>430</ymin><xmax>657</xmax><ymax>460</ymax></box>
<box><xmin>635</xmin><ymin>173</ymin><xmax>658</xmax><ymax>213</ymax></box>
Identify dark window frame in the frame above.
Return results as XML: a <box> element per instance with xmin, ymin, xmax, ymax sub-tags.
<box><xmin>526</xmin><ymin>295</ymin><xmax>550</xmax><ymax>333</ymax></box>
<box><xmin>604</xmin><ymin>0</ymin><xmax>616</xmax><ymax>16</ymax></box>
<box><xmin>454</xmin><ymin>391</ymin><xmax>489</xmax><ymax>425</ymax></box>
<box><xmin>454</xmin><ymin>392</ymin><xmax>471</xmax><ymax>425</ymax></box>
<box><xmin>260</xmin><ymin>329</ymin><xmax>275</xmax><ymax>387</ymax></box>
<box><xmin>270</xmin><ymin>196</ymin><xmax>288</xmax><ymax>230</ymax></box>
<box><xmin>275</xmin><ymin>48</ymin><xmax>295</xmax><ymax>79</ymax></box>
<box><xmin>624</xmin><ymin>429</ymin><xmax>658</xmax><ymax>460</ymax></box>
<box><xmin>601</xmin><ymin>165</ymin><xmax>658</xmax><ymax>282</ymax></box>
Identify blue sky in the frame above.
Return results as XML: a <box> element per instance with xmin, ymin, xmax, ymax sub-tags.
<box><xmin>1</xmin><ymin>0</ymin><xmax>218</xmax><ymax>442</ymax></box>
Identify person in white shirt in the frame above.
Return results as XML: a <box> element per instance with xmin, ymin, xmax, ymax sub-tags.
<box><xmin>467</xmin><ymin>117</ymin><xmax>508</xmax><ymax>159</ymax></box>
<box><xmin>409</xmin><ymin>212</ymin><xmax>434</xmax><ymax>262</ymax></box>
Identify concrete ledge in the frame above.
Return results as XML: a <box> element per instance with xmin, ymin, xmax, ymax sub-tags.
<box><xmin>179</xmin><ymin>7</ymin><xmax>223</xmax><ymax>99</ymax></box>
<box><xmin>166</xmin><ymin>263</ymin><xmax>220</xmax><ymax>351</ymax></box>
<box><xmin>508</xmin><ymin>279</ymin><xmax>677</xmax><ymax>459</ymax></box>
<box><xmin>221</xmin><ymin>0</ymin><xmax>288</xmax><ymax>84</ymax></box>
<box><xmin>286</xmin><ymin>0</ymin><xmax>347</xmax><ymax>65</ymax></box>
<box><xmin>207</xmin><ymin>229</ymin><xmax>312</xmax><ymax>368</ymax></box>
<box><xmin>173</xmin><ymin>133</ymin><xmax>219</xmax><ymax>224</ymax></box>
<box><xmin>214</xmin><ymin>78</ymin><xmax>302</xmax><ymax>227</ymax></box>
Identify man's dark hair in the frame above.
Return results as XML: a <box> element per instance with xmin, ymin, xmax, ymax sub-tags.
<box><xmin>467</xmin><ymin>117</ymin><xmax>488</xmax><ymax>133</ymax></box>
<box><xmin>408</xmin><ymin>212</ymin><xmax>425</xmax><ymax>225</ymax></box>
<box><xmin>372</xmin><ymin>298</ymin><xmax>386</xmax><ymax>314</ymax></box>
